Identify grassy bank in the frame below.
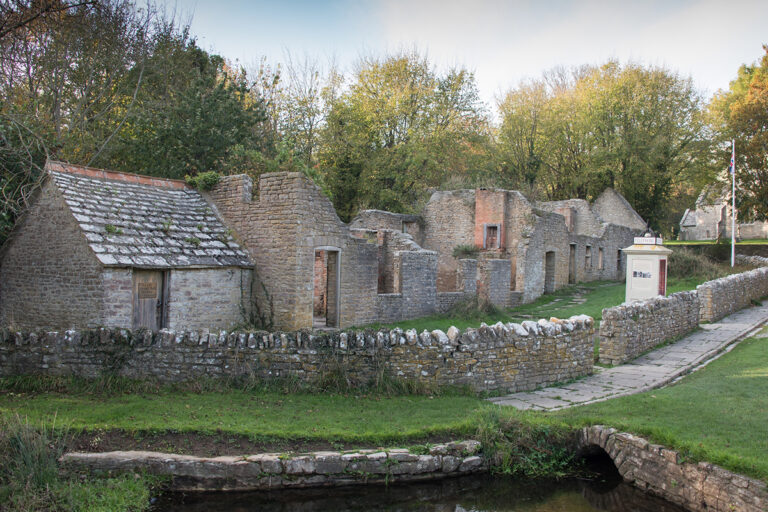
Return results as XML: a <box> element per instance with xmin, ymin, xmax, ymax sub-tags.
<box><xmin>548</xmin><ymin>330</ymin><xmax>768</xmax><ymax>482</ymax></box>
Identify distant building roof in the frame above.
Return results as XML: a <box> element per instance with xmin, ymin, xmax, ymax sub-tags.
<box><xmin>47</xmin><ymin>161</ymin><xmax>252</xmax><ymax>268</ymax></box>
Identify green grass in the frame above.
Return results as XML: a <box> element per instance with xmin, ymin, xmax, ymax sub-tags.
<box><xmin>0</xmin><ymin>390</ymin><xmax>483</xmax><ymax>446</ymax></box>
<box><xmin>362</xmin><ymin>276</ymin><xmax>712</xmax><ymax>333</ymax></box>
<box><xmin>548</xmin><ymin>331</ymin><xmax>768</xmax><ymax>482</ymax></box>
<box><xmin>666</xmin><ymin>239</ymin><xmax>768</xmax><ymax>245</ymax></box>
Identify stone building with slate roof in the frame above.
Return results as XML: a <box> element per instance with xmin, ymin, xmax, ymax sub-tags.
<box><xmin>0</xmin><ymin>162</ymin><xmax>253</xmax><ymax>331</ymax></box>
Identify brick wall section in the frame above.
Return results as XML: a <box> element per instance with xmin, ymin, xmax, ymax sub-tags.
<box><xmin>375</xmin><ymin>250</ymin><xmax>438</xmax><ymax>324</ymax></box>
<box><xmin>207</xmin><ymin>173</ymin><xmax>379</xmax><ymax>330</ymax></box>
<box><xmin>598</xmin><ymin>291</ymin><xmax>700</xmax><ymax>365</ymax></box>
<box><xmin>474</xmin><ymin>189</ymin><xmax>506</xmax><ymax>249</ymax></box>
<box><xmin>579</xmin><ymin>426</ymin><xmax>767</xmax><ymax>512</ymax></box>
<box><xmin>167</xmin><ymin>268</ymin><xmax>249</xmax><ymax>330</ymax></box>
<box><xmin>697</xmin><ymin>267</ymin><xmax>768</xmax><ymax>322</ymax></box>
<box><xmin>0</xmin><ymin>180</ymin><xmax>104</xmax><ymax>329</ymax></box>
<box><xmin>0</xmin><ymin>315</ymin><xmax>595</xmax><ymax>393</ymax></box>
<box><xmin>422</xmin><ymin>190</ymin><xmax>476</xmax><ymax>292</ymax></box>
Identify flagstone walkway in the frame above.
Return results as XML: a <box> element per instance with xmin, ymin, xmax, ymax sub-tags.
<box><xmin>488</xmin><ymin>300</ymin><xmax>768</xmax><ymax>411</ymax></box>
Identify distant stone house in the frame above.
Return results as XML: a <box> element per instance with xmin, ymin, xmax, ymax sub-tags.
<box><xmin>0</xmin><ymin>162</ymin><xmax>252</xmax><ymax>331</ymax></box>
<box><xmin>679</xmin><ymin>182</ymin><xmax>768</xmax><ymax>241</ymax></box>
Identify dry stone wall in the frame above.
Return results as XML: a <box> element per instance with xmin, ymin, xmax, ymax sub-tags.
<box><xmin>697</xmin><ymin>267</ymin><xmax>768</xmax><ymax>322</ymax></box>
<box><xmin>580</xmin><ymin>426</ymin><xmax>767</xmax><ymax>512</ymax></box>
<box><xmin>599</xmin><ymin>291</ymin><xmax>700</xmax><ymax>365</ymax></box>
<box><xmin>0</xmin><ymin>316</ymin><xmax>594</xmax><ymax>393</ymax></box>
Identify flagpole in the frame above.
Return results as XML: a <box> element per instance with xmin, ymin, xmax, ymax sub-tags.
<box><xmin>731</xmin><ymin>139</ymin><xmax>736</xmax><ymax>268</ymax></box>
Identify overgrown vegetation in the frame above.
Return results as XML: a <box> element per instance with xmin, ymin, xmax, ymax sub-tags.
<box><xmin>0</xmin><ymin>414</ymin><xmax>157</xmax><ymax>511</ymax></box>
<box><xmin>185</xmin><ymin>171</ymin><xmax>220</xmax><ymax>191</ymax></box>
<box><xmin>452</xmin><ymin>244</ymin><xmax>480</xmax><ymax>259</ymax></box>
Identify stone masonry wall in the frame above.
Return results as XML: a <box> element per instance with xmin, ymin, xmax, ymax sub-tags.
<box><xmin>598</xmin><ymin>291</ymin><xmax>700</xmax><ymax>365</ymax></box>
<box><xmin>167</xmin><ymin>268</ymin><xmax>250</xmax><ymax>331</ymax></box>
<box><xmin>697</xmin><ymin>267</ymin><xmax>768</xmax><ymax>322</ymax></box>
<box><xmin>0</xmin><ymin>180</ymin><xmax>105</xmax><ymax>329</ymax></box>
<box><xmin>579</xmin><ymin>426</ymin><xmax>767</xmax><ymax>512</ymax></box>
<box><xmin>0</xmin><ymin>316</ymin><xmax>595</xmax><ymax>393</ymax></box>
<box><xmin>375</xmin><ymin>250</ymin><xmax>438</xmax><ymax>324</ymax></box>
<box><xmin>477</xmin><ymin>258</ymin><xmax>513</xmax><ymax>308</ymax></box>
<box><xmin>207</xmin><ymin>174</ymin><xmax>379</xmax><ymax>330</ymax></box>
<box><xmin>421</xmin><ymin>190</ymin><xmax>476</xmax><ymax>292</ymax></box>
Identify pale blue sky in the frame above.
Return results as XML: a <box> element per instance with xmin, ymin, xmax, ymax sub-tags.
<box><xmin>177</xmin><ymin>0</ymin><xmax>768</xmax><ymax>104</ymax></box>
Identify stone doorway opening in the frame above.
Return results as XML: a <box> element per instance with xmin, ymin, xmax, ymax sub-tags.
<box><xmin>313</xmin><ymin>248</ymin><xmax>340</xmax><ymax>329</ymax></box>
<box><xmin>544</xmin><ymin>251</ymin><xmax>556</xmax><ymax>293</ymax></box>
<box><xmin>569</xmin><ymin>244</ymin><xmax>576</xmax><ymax>284</ymax></box>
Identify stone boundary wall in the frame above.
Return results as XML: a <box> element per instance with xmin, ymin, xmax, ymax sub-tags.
<box><xmin>0</xmin><ymin>317</ymin><xmax>594</xmax><ymax>393</ymax></box>
<box><xmin>598</xmin><ymin>291</ymin><xmax>700</xmax><ymax>365</ymax></box>
<box><xmin>375</xmin><ymin>250</ymin><xmax>438</xmax><ymax>324</ymax></box>
<box><xmin>736</xmin><ymin>254</ymin><xmax>768</xmax><ymax>267</ymax></box>
<box><xmin>61</xmin><ymin>441</ymin><xmax>486</xmax><ymax>492</ymax></box>
<box><xmin>697</xmin><ymin>267</ymin><xmax>768</xmax><ymax>322</ymax></box>
<box><xmin>579</xmin><ymin>426</ymin><xmax>767</xmax><ymax>512</ymax></box>
<box><xmin>436</xmin><ymin>292</ymin><xmax>470</xmax><ymax>313</ymax></box>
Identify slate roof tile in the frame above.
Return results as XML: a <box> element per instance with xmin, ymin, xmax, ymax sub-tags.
<box><xmin>49</xmin><ymin>164</ymin><xmax>252</xmax><ymax>269</ymax></box>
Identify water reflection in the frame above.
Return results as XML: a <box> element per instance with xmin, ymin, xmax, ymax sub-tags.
<box><xmin>155</xmin><ymin>474</ymin><xmax>686</xmax><ymax>512</ymax></box>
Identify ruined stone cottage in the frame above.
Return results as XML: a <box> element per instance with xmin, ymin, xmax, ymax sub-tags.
<box><xmin>351</xmin><ymin>187</ymin><xmax>646</xmax><ymax>309</ymax></box>
<box><xmin>0</xmin><ymin>161</ymin><xmax>646</xmax><ymax>332</ymax></box>
<box><xmin>679</xmin><ymin>182</ymin><xmax>768</xmax><ymax>240</ymax></box>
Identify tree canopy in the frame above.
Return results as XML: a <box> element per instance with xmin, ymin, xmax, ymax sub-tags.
<box><xmin>709</xmin><ymin>45</ymin><xmax>768</xmax><ymax>222</ymax></box>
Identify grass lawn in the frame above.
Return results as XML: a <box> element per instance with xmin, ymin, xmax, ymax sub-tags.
<box><xmin>546</xmin><ymin>330</ymin><xmax>768</xmax><ymax>482</ymax></box>
<box><xmin>665</xmin><ymin>239</ymin><xmax>768</xmax><ymax>245</ymax></box>
<box><xmin>0</xmin><ymin>389</ymin><xmax>484</xmax><ymax>448</ymax></box>
<box><xmin>362</xmin><ymin>276</ymin><xmax>713</xmax><ymax>333</ymax></box>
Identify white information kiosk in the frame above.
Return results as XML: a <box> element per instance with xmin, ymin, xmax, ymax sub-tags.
<box><xmin>623</xmin><ymin>235</ymin><xmax>672</xmax><ymax>303</ymax></box>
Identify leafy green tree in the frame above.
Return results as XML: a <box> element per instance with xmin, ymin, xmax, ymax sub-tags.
<box><xmin>709</xmin><ymin>45</ymin><xmax>768</xmax><ymax>222</ymax></box>
<box><xmin>497</xmin><ymin>62</ymin><xmax>710</xmax><ymax>231</ymax></box>
<box><xmin>318</xmin><ymin>51</ymin><xmax>494</xmax><ymax>220</ymax></box>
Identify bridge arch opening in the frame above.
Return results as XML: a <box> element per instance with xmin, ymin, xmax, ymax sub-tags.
<box><xmin>576</xmin><ymin>444</ymin><xmax>622</xmax><ymax>490</ymax></box>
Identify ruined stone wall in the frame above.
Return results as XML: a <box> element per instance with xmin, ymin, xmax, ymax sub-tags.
<box><xmin>474</xmin><ymin>189</ymin><xmax>506</xmax><ymax>249</ymax></box>
<box><xmin>538</xmin><ymin>198</ymin><xmax>605</xmax><ymax>237</ymax></box>
<box><xmin>375</xmin><ymin>250</ymin><xmax>438</xmax><ymax>324</ymax></box>
<box><xmin>579</xmin><ymin>426</ymin><xmax>767</xmax><ymax>512</ymax></box>
<box><xmin>599</xmin><ymin>291</ymin><xmax>700</xmax><ymax>365</ymax></box>
<box><xmin>376</xmin><ymin>230</ymin><xmax>423</xmax><ymax>294</ymax></box>
<box><xmin>518</xmin><ymin>211</ymin><xmax>570</xmax><ymax>302</ymax></box>
<box><xmin>570</xmin><ymin>225</ymin><xmax>635</xmax><ymax>284</ymax></box>
<box><xmin>0</xmin><ymin>180</ymin><xmax>105</xmax><ymax>329</ymax></box>
<box><xmin>435</xmin><ymin>259</ymin><xmax>477</xmax><ymax>313</ymax></box>
<box><xmin>697</xmin><ymin>267</ymin><xmax>768</xmax><ymax>322</ymax></box>
<box><xmin>421</xmin><ymin>190</ymin><xmax>476</xmax><ymax>292</ymax></box>
<box><xmin>592</xmin><ymin>188</ymin><xmax>648</xmax><ymax>231</ymax></box>
<box><xmin>349</xmin><ymin>210</ymin><xmax>423</xmax><ymax>246</ymax></box>
<box><xmin>679</xmin><ymin>204</ymin><xmax>724</xmax><ymax>241</ymax></box>
<box><xmin>477</xmin><ymin>258</ymin><xmax>513</xmax><ymax>308</ymax></box>
<box><xmin>208</xmin><ymin>174</ymin><xmax>379</xmax><ymax>330</ymax></box>
<box><xmin>0</xmin><ymin>316</ymin><xmax>594</xmax><ymax>393</ymax></box>
<box><xmin>167</xmin><ymin>268</ymin><xmax>250</xmax><ymax>331</ymax></box>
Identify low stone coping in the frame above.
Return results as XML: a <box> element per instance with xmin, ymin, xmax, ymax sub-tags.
<box><xmin>60</xmin><ymin>440</ymin><xmax>487</xmax><ymax>492</ymax></box>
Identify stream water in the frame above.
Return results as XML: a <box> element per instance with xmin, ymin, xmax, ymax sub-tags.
<box><xmin>155</xmin><ymin>473</ymin><xmax>687</xmax><ymax>511</ymax></box>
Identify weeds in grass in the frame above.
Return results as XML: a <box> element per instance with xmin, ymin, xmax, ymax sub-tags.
<box><xmin>475</xmin><ymin>407</ymin><xmax>577</xmax><ymax>478</ymax></box>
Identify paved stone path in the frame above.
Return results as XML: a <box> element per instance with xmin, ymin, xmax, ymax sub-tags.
<box><xmin>488</xmin><ymin>300</ymin><xmax>768</xmax><ymax>411</ymax></box>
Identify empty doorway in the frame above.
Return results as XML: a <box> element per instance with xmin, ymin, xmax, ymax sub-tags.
<box><xmin>568</xmin><ymin>244</ymin><xmax>576</xmax><ymax>284</ymax></box>
<box><xmin>313</xmin><ymin>248</ymin><xmax>340</xmax><ymax>328</ymax></box>
<box><xmin>544</xmin><ymin>251</ymin><xmax>556</xmax><ymax>293</ymax></box>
